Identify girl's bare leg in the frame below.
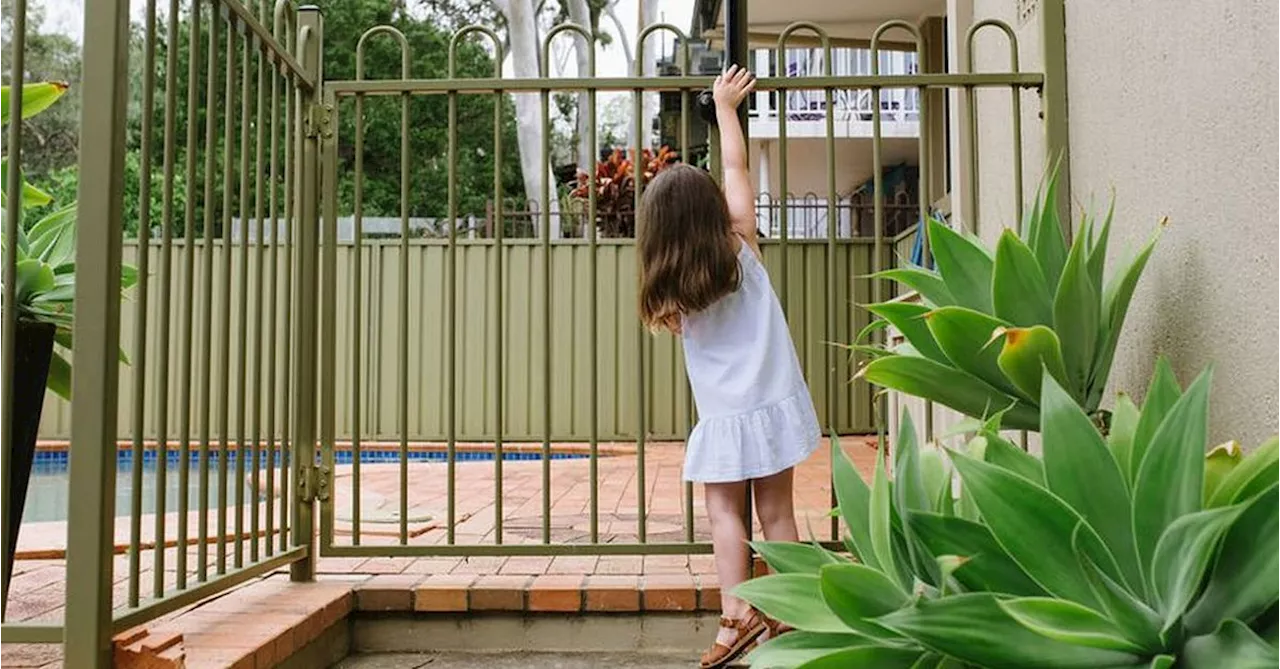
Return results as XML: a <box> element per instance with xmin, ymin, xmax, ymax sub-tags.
<box><xmin>705</xmin><ymin>480</ymin><xmax>752</xmax><ymax>645</ymax></box>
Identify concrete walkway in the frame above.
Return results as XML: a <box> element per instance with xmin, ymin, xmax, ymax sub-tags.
<box><xmin>334</xmin><ymin>652</ymin><xmax>704</xmax><ymax>669</ymax></box>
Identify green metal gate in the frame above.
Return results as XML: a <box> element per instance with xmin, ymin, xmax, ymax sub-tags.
<box><xmin>311</xmin><ymin>18</ymin><xmax>1053</xmax><ymax>560</ymax></box>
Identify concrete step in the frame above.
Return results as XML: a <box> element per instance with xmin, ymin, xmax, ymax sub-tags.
<box><xmin>333</xmin><ymin>651</ymin><xmax>704</xmax><ymax>669</ymax></box>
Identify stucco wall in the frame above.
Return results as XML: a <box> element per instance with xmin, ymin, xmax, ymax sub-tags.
<box><xmin>961</xmin><ymin>0</ymin><xmax>1279</xmax><ymax>445</ymax></box>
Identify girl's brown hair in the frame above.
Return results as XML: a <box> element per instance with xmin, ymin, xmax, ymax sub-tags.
<box><xmin>637</xmin><ymin>164</ymin><xmax>741</xmax><ymax>333</ymax></box>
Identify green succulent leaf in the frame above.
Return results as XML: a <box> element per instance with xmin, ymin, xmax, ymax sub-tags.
<box><xmin>860</xmin><ymin>355</ymin><xmax>1038</xmax><ymax>431</ymax></box>
<box><xmin>1206</xmin><ymin>437</ymin><xmax>1278</xmax><ymax>508</ymax></box>
<box><xmin>733</xmin><ymin>574</ymin><xmax>853</xmax><ymax>634</ymax></box>
<box><xmin>819</xmin><ymin>562</ymin><xmax>910</xmax><ymax>639</ymax></box>
<box><xmin>27</xmin><ymin>204</ymin><xmax>77</xmax><ymax>266</ymax></box>
<box><xmin>981</xmin><ymin>430</ymin><xmax>1045</xmax><ymax>485</ymax></box>
<box><xmin>875</xmin><ymin>593</ymin><xmax>1140</xmax><ymax>668</ymax></box>
<box><xmin>1028</xmin><ymin>165</ymin><xmax>1069</xmax><ymax>290</ymax></box>
<box><xmin>926</xmin><ymin>217</ymin><xmax>994</xmax><ymax>313</ymax></box>
<box><xmin>832</xmin><ymin>435</ymin><xmax>876</xmax><ymax>568</ymax></box>
<box><xmin>1073</xmin><ymin>525</ymin><xmax>1165</xmax><ymax>653</ymax></box>
<box><xmin>871</xmin><ymin>268</ymin><xmax>956</xmax><ymax>308</ymax></box>
<box><xmin>1184</xmin><ymin>483</ymin><xmax>1279</xmax><ymax>635</ymax></box>
<box><xmin>1202</xmin><ymin>441</ymin><xmax>1244</xmax><ymax>507</ymax></box>
<box><xmin>995</xmin><ymin>325</ymin><xmax>1071</xmax><ymax>403</ymax></box>
<box><xmin>893</xmin><ymin>412</ymin><xmax>942</xmax><ymax>583</ymax></box>
<box><xmin>1087</xmin><ymin>223</ymin><xmax>1163</xmax><ymax>409</ymax></box>
<box><xmin>15</xmin><ymin>258</ymin><xmax>56</xmax><ymax>304</ymax></box>
<box><xmin>792</xmin><ymin>645</ymin><xmax>925</xmax><ymax>669</ymax></box>
<box><xmin>866</xmin><ymin>302</ymin><xmax>949</xmax><ymax>364</ymax></box>
<box><xmin>746</xmin><ymin>632</ymin><xmax>898</xmax><ymax>669</ymax></box>
<box><xmin>751</xmin><ymin>541</ymin><xmax>844</xmax><ymax>575</ymax></box>
<box><xmin>0</xmin><ymin>157</ymin><xmax>54</xmax><ymax>207</ymax></box>
<box><xmin>1129</xmin><ymin>358</ymin><xmax>1182</xmax><ymax>478</ymax></box>
<box><xmin>870</xmin><ymin>442</ymin><xmax>901</xmax><ymax>588</ymax></box>
<box><xmin>1084</xmin><ymin>195</ymin><xmax>1115</xmax><ymax>293</ymax></box>
<box><xmin>46</xmin><ymin>350</ymin><xmax>72</xmax><ymax>401</ymax></box>
<box><xmin>1132</xmin><ymin>368</ymin><xmax>1211</xmax><ymax>575</ymax></box>
<box><xmin>1053</xmin><ymin>223</ymin><xmax>1100</xmax><ymax>398</ymax></box>
<box><xmin>997</xmin><ymin>597</ymin><xmax>1147</xmax><ymax>653</ymax></box>
<box><xmin>951</xmin><ymin>451</ymin><xmax>1119</xmax><ymax>608</ymax></box>
<box><xmin>1040</xmin><ymin>374</ymin><xmax>1142</xmax><ymax>591</ymax></box>
<box><xmin>992</xmin><ymin>229</ymin><xmax>1054</xmax><ymax>327</ymax></box>
<box><xmin>909</xmin><ymin>511</ymin><xmax>1046</xmax><ymax>596</ymax></box>
<box><xmin>1108</xmin><ymin>393</ymin><xmax>1141</xmax><ymax>485</ymax></box>
<box><xmin>1149</xmin><ymin>504</ymin><xmax>1243</xmax><ymax>626</ymax></box>
<box><xmin>924</xmin><ymin>306</ymin><xmax>1020</xmax><ymax>397</ymax></box>
<box><xmin>1</xmin><ymin>81</ymin><xmax>69</xmax><ymax>123</ymax></box>
<box><xmin>1181</xmin><ymin>619</ymin><xmax>1279</xmax><ymax>669</ymax></box>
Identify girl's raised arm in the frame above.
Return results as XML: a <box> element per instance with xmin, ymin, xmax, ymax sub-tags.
<box><xmin>713</xmin><ymin>64</ymin><xmax>759</xmax><ymax>255</ymax></box>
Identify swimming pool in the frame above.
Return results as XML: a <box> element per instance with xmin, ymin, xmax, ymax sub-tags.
<box><xmin>22</xmin><ymin>448</ymin><xmax>587</xmax><ymax>523</ymax></box>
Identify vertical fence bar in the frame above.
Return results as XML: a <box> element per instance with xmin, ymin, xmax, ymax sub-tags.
<box><xmin>127</xmin><ymin>0</ymin><xmax>158</xmax><ymax>609</ymax></box>
<box><xmin>234</xmin><ymin>12</ymin><xmax>253</xmax><ymax>571</ymax></box>
<box><xmin>540</xmin><ymin>58</ymin><xmax>554</xmax><ymax>546</ymax></box>
<box><xmin>177</xmin><ymin>0</ymin><xmax>204</xmax><ymax>590</ymax></box>
<box><xmin>632</xmin><ymin>40</ymin><xmax>648</xmax><ymax>545</ymax></box>
<box><xmin>319</xmin><ymin>86</ymin><xmax>338</xmax><ymax>553</ymax></box>
<box><xmin>291</xmin><ymin>7</ymin><xmax>322</xmax><ymax>582</ymax></box>
<box><xmin>265</xmin><ymin>5</ymin><xmax>284</xmax><ymax>558</ymax></box>
<box><xmin>588</xmin><ymin>74</ymin><xmax>600</xmax><ymax>544</ymax></box>
<box><xmin>351</xmin><ymin>46</ymin><xmax>367</xmax><ymax>548</ymax></box>
<box><xmin>216</xmin><ymin>19</ymin><xmax>239</xmax><ymax>577</ymax></box>
<box><xmin>0</xmin><ymin>0</ymin><xmax>25</xmax><ymax>619</ymax></box>
<box><xmin>197</xmin><ymin>10</ymin><xmax>222</xmax><ymax>583</ymax></box>
<box><xmin>64</xmin><ymin>0</ymin><xmax>130</xmax><ymax>661</ymax></box>
<box><xmin>680</xmin><ymin>57</ymin><xmax>695</xmax><ymax>545</ymax></box>
<box><xmin>446</xmin><ymin>78</ymin><xmax>458</xmax><ymax>547</ymax></box>
<box><xmin>250</xmin><ymin>0</ymin><xmax>269</xmax><ymax>565</ymax></box>
<box><xmin>152</xmin><ymin>0</ymin><xmax>180</xmax><ymax>598</ymax></box>
<box><xmin>870</xmin><ymin>34</ymin><xmax>887</xmax><ymax>437</ymax></box>
<box><xmin>279</xmin><ymin>15</ymin><xmax>296</xmax><ymax>557</ymax></box>
<box><xmin>447</xmin><ymin>27</ymin><xmax>507</xmax><ymax>546</ymax></box>
<box><xmin>400</xmin><ymin>76</ymin><xmax>413</xmax><ymax>550</ymax></box>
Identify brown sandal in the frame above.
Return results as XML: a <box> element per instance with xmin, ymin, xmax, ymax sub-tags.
<box><xmin>700</xmin><ymin>611</ymin><xmax>766</xmax><ymax>668</ymax></box>
<box><xmin>758</xmin><ymin>612</ymin><xmax>794</xmax><ymax>642</ymax></box>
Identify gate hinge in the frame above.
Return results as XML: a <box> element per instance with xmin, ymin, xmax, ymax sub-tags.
<box><xmin>299</xmin><ymin>463</ymin><xmax>331</xmax><ymax>502</ymax></box>
<box><xmin>305</xmin><ymin>102</ymin><xmax>334</xmax><ymax>139</ymax></box>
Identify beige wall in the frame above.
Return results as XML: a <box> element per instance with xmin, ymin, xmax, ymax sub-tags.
<box><xmin>958</xmin><ymin>0</ymin><xmax>1279</xmax><ymax>445</ymax></box>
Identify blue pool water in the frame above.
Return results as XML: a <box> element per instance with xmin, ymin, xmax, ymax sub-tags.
<box><xmin>22</xmin><ymin>448</ymin><xmax>585</xmax><ymax>523</ymax></box>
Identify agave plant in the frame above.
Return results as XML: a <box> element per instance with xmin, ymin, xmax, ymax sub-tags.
<box><xmin>736</xmin><ymin>361</ymin><xmax>1279</xmax><ymax>668</ymax></box>
<box><xmin>1</xmin><ymin>81</ymin><xmax>137</xmax><ymax>398</ymax></box>
<box><xmin>857</xmin><ymin>172</ymin><xmax>1163</xmax><ymax>431</ymax></box>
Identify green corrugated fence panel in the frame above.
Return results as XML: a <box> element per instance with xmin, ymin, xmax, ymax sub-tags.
<box><xmin>38</xmin><ymin>240</ymin><xmax>880</xmax><ymax>442</ymax></box>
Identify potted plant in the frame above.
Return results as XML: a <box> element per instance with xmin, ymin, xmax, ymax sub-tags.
<box><xmin>734</xmin><ymin>362</ymin><xmax>1278</xmax><ymax>667</ymax></box>
<box><xmin>855</xmin><ymin>170</ymin><xmax>1165</xmax><ymax>432</ymax></box>
<box><xmin>1</xmin><ymin>81</ymin><xmax>137</xmax><ymax>590</ymax></box>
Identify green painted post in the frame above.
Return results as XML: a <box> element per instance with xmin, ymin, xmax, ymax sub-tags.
<box><xmin>1040</xmin><ymin>0</ymin><xmax>1071</xmax><ymax>240</ymax></box>
<box><xmin>63</xmin><ymin>0</ymin><xmax>130</xmax><ymax>664</ymax></box>
<box><xmin>291</xmin><ymin>4</ymin><xmax>323</xmax><ymax>583</ymax></box>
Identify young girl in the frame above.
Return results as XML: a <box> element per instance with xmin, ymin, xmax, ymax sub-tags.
<box><xmin>637</xmin><ymin>65</ymin><xmax>821</xmax><ymax>668</ymax></box>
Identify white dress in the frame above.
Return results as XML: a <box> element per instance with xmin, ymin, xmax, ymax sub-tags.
<box><xmin>680</xmin><ymin>240</ymin><xmax>821</xmax><ymax>483</ymax></box>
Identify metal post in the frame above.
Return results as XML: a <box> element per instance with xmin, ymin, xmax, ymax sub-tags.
<box><xmin>1040</xmin><ymin>0</ymin><xmax>1071</xmax><ymax>240</ymax></box>
<box><xmin>291</xmin><ymin>4</ymin><xmax>323</xmax><ymax>582</ymax></box>
<box><xmin>724</xmin><ymin>0</ymin><xmax>749</xmax><ymax>137</ymax></box>
<box><xmin>64</xmin><ymin>0</ymin><xmax>130</xmax><ymax>664</ymax></box>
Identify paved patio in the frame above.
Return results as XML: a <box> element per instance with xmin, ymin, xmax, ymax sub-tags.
<box><xmin>2</xmin><ymin>437</ymin><xmax>879</xmax><ymax>668</ymax></box>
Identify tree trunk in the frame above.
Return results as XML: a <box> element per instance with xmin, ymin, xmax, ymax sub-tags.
<box><xmin>565</xmin><ymin>0</ymin><xmax>594</xmax><ymax>173</ymax></box>
<box><xmin>495</xmin><ymin>0</ymin><xmax>561</xmax><ymax>238</ymax></box>
<box><xmin>635</xmin><ymin>0</ymin><xmax>658</xmax><ymax>151</ymax></box>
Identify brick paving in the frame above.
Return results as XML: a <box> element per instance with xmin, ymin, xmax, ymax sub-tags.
<box><xmin>1</xmin><ymin>437</ymin><xmax>878</xmax><ymax>668</ymax></box>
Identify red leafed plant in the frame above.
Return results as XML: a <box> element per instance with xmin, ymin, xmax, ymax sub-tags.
<box><xmin>570</xmin><ymin>146</ymin><xmax>679</xmax><ymax>237</ymax></box>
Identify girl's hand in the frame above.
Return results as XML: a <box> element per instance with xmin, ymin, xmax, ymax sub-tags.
<box><xmin>713</xmin><ymin>64</ymin><xmax>756</xmax><ymax>111</ymax></box>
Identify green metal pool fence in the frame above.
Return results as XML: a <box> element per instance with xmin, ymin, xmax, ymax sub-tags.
<box><xmin>1</xmin><ymin>0</ymin><xmax>1065</xmax><ymax>665</ymax></box>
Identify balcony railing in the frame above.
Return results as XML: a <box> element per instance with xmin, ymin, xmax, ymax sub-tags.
<box><xmin>748</xmin><ymin>47</ymin><xmax>920</xmax><ymax>138</ymax></box>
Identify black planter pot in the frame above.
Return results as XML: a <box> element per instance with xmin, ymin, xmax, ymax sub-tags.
<box><xmin>5</xmin><ymin>319</ymin><xmax>55</xmax><ymax>600</ymax></box>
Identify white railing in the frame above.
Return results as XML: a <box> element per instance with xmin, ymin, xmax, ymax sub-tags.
<box><xmin>748</xmin><ymin>47</ymin><xmax>920</xmax><ymax>136</ymax></box>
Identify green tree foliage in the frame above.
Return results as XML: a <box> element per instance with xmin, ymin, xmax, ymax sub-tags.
<box><xmin>1</xmin><ymin>0</ymin><xmax>82</xmax><ymax>175</ymax></box>
<box><xmin>15</xmin><ymin>0</ymin><xmax>522</xmax><ymax>238</ymax></box>
<box><xmin>320</xmin><ymin>0</ymin><xmax>524</xmax><ymax>225</ymax></box>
